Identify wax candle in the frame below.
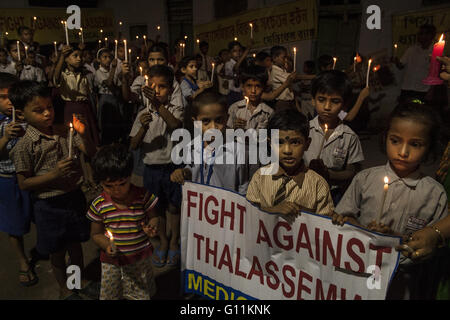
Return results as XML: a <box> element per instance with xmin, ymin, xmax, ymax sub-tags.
<box><xmin>317</xmin><ymin>124</ymin><xmax>328</xmax><ymax>159</ymax></box>
<box><xmin>423</xmin><ymin>34</ymin><xmax>445</xmax><ymax>85</ymax></box>
<box><xmin>366</xmin><ymin>58</ymin><xmax>372</xmax><ymax>88</ymax></box>
<box><xmin>210</xmin><ymin>62</ymin><xmax>215</xmax><ymax>83</ymax></box>
<box><xmin>16</xmin><ymin>41</ymin><xmax>20</xmax><ymax>61</ymax></box>
<box><xmin>128</xmin><ymin>48</ymin><xmax>131</xmax><ymax>62</ymax></box>
<box><xmin>143</xmin><ymin>35</ymin><xmax>147</xmax><ymax>48</ymax></box>
<box><xmin>105</xmin><ymin>37</ymin><xmax>108</xmax><ymax>47</ymax></box>
<box><xmin>54</xmin><ymin>41</ymin><xmax>57</xmax><ymax>57</ymax></box>
<box><xmin>140</xmin><ymin>66</ymin><xmax>143</xmax><ymax>77</ymax></box>
<box><xmin>293</xmin><ymin>47</ymin><xmax>297</xmax><ymax>72</ymax></box>
<box><xmin>106</xmin><ymin>230</ymin><xmax>117</xmax><ymax>254</ymax></box>
<box><xmin>244</xmin><ymin>96</ymin><xmax>249</xmax><ymax>109</ymax></box>
<box><xmin>25</xmin><ymin>45</ymin><xmax>28</xmax><ymax>59</ymax></box>
<box><xmin>124</xmin><ymin>40</ymin><xmax>127</xmax><ymax>62</ymax></box>
<box><xmin>144</xmin><ymin>75</ymin><xmax>150</xmax><ymax>112</ymax></box>
<box><xmin>234</xmin><ymin>37</ymin><xmax>238</xmax><ymax>41</ymax></box>
<box><xmin>394</xmin><ymin>43</ymin><xmax>398</xmax><ymax>57</ymax></box>
<box><xmin>33</xmin><ymin>16</ymin><xmax>37</xmax><ymax>30</ymax></box>
<box><xmin>333</xmin><ymin>57</ymin><xmax>337</xmax><ymax>70</ymax></box>
<box><xmin>114</xmin><ymin>40</ymin><xmax>118</xmax><ymax>59</ymax></box>
<box><xmin>377</xmin><ymin>176</ymin><xmax>389</xmax><ymax>223</ymax></box>
<box><xmin>64</xmin><ymin>21</ymin><xmax>69</xmax><ymax>46</ymax></box>
<box><xmin>68</xmin><ymin>123</ymin><xmax>74</xmax><ymax>158</ymax></box>
<box><xmin>196</xmin><ymin>39</ymin><xmax>200</xmax><ymax>51</ymax></box>
<box><xmin>12</xmin><ymin>106</ymin><xmax>15</xmax><ymax>122</ymax></box>
<box><xmin>249</xmin><ymin>23</ymin><xmax>253</xmax><ymax>39</ymax></box>
<box><xmin>353</xmin><ymin>56</ymin><xmax>356</xmax><ymax>72</ymax></box>
<box><xmin>80</xmin><ymin>27</ymin><xmax>84</xmax><ymax>43</ymax></box>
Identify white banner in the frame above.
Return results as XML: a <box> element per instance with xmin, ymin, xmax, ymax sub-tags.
<box><xmin>181</xmin><ymin>182</ymin><xmax>401</xmax><ymax>300</ymax></box>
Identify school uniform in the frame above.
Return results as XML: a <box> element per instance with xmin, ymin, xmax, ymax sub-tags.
<box><xmin>129</xmin><ymin>103</ymin><xmax>184</xmax><ymax>209</ymax></box>
<box><xmin>269</xmin><ymin>64</ymin><xmax>294</xmax><ymax>111</ymax></box>
<box><xmin>199</xmin><ymin>53</ymin><xmax>213</xmax><ymax>73</ymax></box>
<box><xmin>180</xmin><ymin>77</ymin><xmax>199</xmax><ymax>100</ymax></box>
<box><xmin>0</xmin><ymin>62</ymin><xmax>16</xmax><ymax>75</ymax></box>
<box><xmin>20</xmin><ymin>64</ymin><xmax>46</xmax><ymax>82</ymax></box>
<box><xmin>9</xmin><ymin>125</ymin><xmax>90</xmax><ymax>255</ymax></box>
<box><xmin>197</xmin><ymin>69</ymin><xmax>209</xmax><ymax>82</ymax></box>
<box><xmin>335</xmin><ymin>162</ymin><xmax>448</xmax><ymax>299</ymax></box>
<box><xmin>216</xmin><ymin>63</ymin><xmax>230</xmax><ymax>96</ymax></box>
<box><xmin>224</xmin><ymin>58</ymin><xmax>242</xmax><ymax>106</ymax></box>
<box><xmin>0</xmin><ymin>115</ymin><xmax>31</xmax><ymax>236</ymax></box>
<box><xmin>227</xmin><ymin>99</ymin><xmax>273</xmax><ymax>130</ymax></box>
<box><xmin>246</xmin><ymin>162</ymin><xmax>334</xmax><ymax>215</ymax></box>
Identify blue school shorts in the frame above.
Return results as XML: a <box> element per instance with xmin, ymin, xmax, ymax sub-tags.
<box><xmin>143</xmin><ymin>164</ymin><xmax>182</xmax><ymax>211</ymax></box>
<box><xmin>0</xmin><ymin>175</ymin><xmax>31</xmax><ymax>236</ymax></box>
<box><xmin>32</xmin><ymin>189</ymin><xmax>90</xmax><ymax>255</ymax></box>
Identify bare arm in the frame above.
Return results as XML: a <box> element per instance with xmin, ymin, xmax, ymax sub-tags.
<box><xmin>262</xmin><ymin>72</ymin><xmax>296</xmax><ymax>101</ymax></box>
<box><xmin>91</xmin><ymin>221</ymin><xmax>110</xmax><ymax>252</ymax></box>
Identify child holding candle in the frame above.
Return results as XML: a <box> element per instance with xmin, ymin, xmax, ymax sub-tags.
<box><xmin>179</xmin><ymin>56</ymin><xmax>212</xmax><ymax>102</ymax></box>
<box><xmin>304</xmin><ymin>70</ymin><xmax>364</xmax><ymax>205</ymax></box>
<box><xmin>332</xmin><ymin>101</ymin><xmax>448</xmax><ymax>299</ymax></box>
<box><xmin>8</xmin><ymin>80</ymin><xmax>96</xmax><ymax>299</ymax></box>
<box><xmin>195</xmin><ymin>54</ymin><xmax>209</xmax><ymax>82</ymax></box>
<box><xmin>224</xmin><ymin>40</ymin><xmax>244</xmax><ymax>106</ymax></box>
<box><xmin>268</xmin><ymin>45</ymin><xmax>296</xmax><ymax>111</ymax></box>
<box><xmin>0</xmin><ymin>48</ymin><xmax>16</xmax><ymax>75</ymax></box>
<box><xmin>87</xmin><ymin>144</ymin><xmax>160</xmax><ymax>300</ymax></box>
<box><xmin>0</xmin><ymin>73</ymin><xmax>35</xmax><ymax>287</ymax></box>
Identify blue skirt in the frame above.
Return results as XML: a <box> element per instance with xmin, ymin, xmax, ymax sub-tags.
<box><xmin>0</xmin><ymin>175</ymin><xmax>31</xmax><ymax>236</ymax></box>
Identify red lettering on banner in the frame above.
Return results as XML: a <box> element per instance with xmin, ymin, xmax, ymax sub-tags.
<box><xmin>315</xmin><ymin>227</ymin><xmax>321</xmax><ymax>262</ymax></box>
<box><xmin>369</xmin><ymin>244</ymin><xmax>392</xmax><ymax>268</ymax></box>
<box><xmin>187</xmin><ymin>191</ymin><xmax>197</xmax><ymax>217</ymax></box>
<box><xmin>315</xmin><ymin>278</ymin><xmax>337</xmax><ymax>300</ymax></box>
<box><xmin>256</xmin><ymin>219</ymin><xmax>273</xmax><ymax>247</ymax></box>
<box><xmin>297</xmin><ymin>270</ymin><xmax>312</xmax><ymax>300</ymax></box>
<box><xmin>247</xmin><ymin>256</ymin><xmax>264</xmax><ymax>285</ymax></box>
<box><xmin>193</xmin><ymin>233</ymin><xmax>204</xmax><ymax>261</ymax></box>
<box><xmin>236</xmin><ymin>203</ymin><xmax>245</xmax><ymax>234</ymax></box>
<box><xmin>296</xmin><ymin>223</ymin><xmax>314</xmax><ymax>259</ymax></box>
<box><xmin>344</xmin><ymin>238</ymin><xmax>365</xmax><ymax>273</ymax></box>
<box><xmin>322</xmin><ymin>231</ymin><xmax>343</xmax><ymax>268</ymax></box>
<box><xmin>218</xmin><ymin>244</ymin><xmax>233</xmax><ymax>273</ymax></box>
<box><xmin>234</xmin><ymin>247</ymin><xmax>247</xmax><ymax>279</ymax></box>
<box><xmin>205</xmin><ymin>195</ymin><xmax>219</xmax><ymax>225</ymax></box>
<box><xmin>282</xmin><ymin>265</ymin><xmax>296</xmax><ymax>298</ymax></box>
<box><xmin>274</xmin><ymin>221</ymin><xmax>292</xmax><ymax>250</ymax></box>
<box><xmin>220</xmin><ymin>199</ymin><xmax>235</xmax><ymax>231</ymax></box>
<box><xmin>265</xmin><ymin>260</ymin><xmax>280</xmax><ymax>290</ymax></box>
<box><xmin>205</xmin><ymin>237</ymin><xmax>217</xmax><ymax>267</ymax></box>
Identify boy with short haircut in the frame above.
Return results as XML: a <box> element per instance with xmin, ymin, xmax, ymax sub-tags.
<box><xmin>246</xmin><ymin>109</ymin><xmax>334</xmax><ymax>216</ymax></box>
<box><xmin>7</xmin><ymin>40</ymin><xmax>45</xmax><ymax>82</ymax></box>
<box><xmin>303</xmin><ymin>70</ymin><xmax>364</xmax><ymax>205</ymax></box>
<box><xmin>225</xmin><ymin>41</ymin><xmax>244</xmax><ymax>106</ymax></box>
<box><xmin>195</xmin><ymin>54</ymin><xmax>209</xmax><ymax>82</ymax></box>
<box><xmin>227</xmin><ymin>65</ymin><xmax>273</xmax><ymax>130</ymax></box>
<box><xmin>9</xmin><ymin>80</ymin><xmax>96</xmax><ymax>299</ymax></box>
<box><xmin>0</xmin><ymin>73</ymin><xmax>35</xmax><ymax>287</ymax></box>
<box><xmin>0</xmin><ymin>48</ymin><xmax>16</xmax><ymax>75</ymax></box>
<box><xmin>87</xmin><ymin>144</ymin><xmax>160</xmax><ymax>300</ymax></box>
<box><xmin>179</xmin><ymin>56</ymin><xmax>212</xmax><ymax>102</ymax></box>
<box><xmin>129</xmin><ymin>64</ymin><xmax>184</xmax><ymax>268</ymax></box>
<box><xmin>268</xmin><ymin>45</ymin><xmax>295</xmax><ymax>111</ymax></box>
<box><xmin>170</xmin><ymin>91</ymin><xmax>249</xmax><ymax>195</ymax></box>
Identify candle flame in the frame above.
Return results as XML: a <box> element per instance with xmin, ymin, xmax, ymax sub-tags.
<box><xmin>157</xmin><ymin>26</ymin><xmax>161</xmax><ymax>30</ymax></box>
<box><xmin>394</xmin><ymin>44</ymin><xmax>398</xmax><ymax>49</ymax></box>
<box><xmin>34</xmin><ymin>16</ymin><xmax>37</xmax><ymax>20</ymax></box>
<box><xmin>136</xmin><ymin>35</ymin><xmax>139</xmax><ymax>39</ymax></box>
<box><xmin>128</xmin><ymin>49</ymin><xmax>131</xmax><ymax>53</ymax></box>
<box><xmin>80</xmin><ymin>27</ymin><xmax>82</xmax><ymax>31</ymax></box>
<box><xmin>184</xmin><ymin>35</ymin><xmax>187</xmax><ymax>39</ymax></box>
<box><xmin>333</xmin><ymin>57</ymin><xmax>337</xmax><ymax>62</ymax></box>
<box><xmin>384</xmin><ymin>176</ymin><xmax>389</xmax><ymax>184</ymax></box>
<box><xmin>69</xmin><ymin>122</ymin><xmax>73</xmax><ymax>128</ymax></box>
<box><xmin>234</xmin><ymin>37</ymin><xmax>237</xmax><ymax>41</ymax></box>
<box><xmin>119</xmin><ymin>21</ymin><xmax>122</xmax><ymax>25</ymax></box>
<box><xmin>196</xmin><ymin>39</ymin><xmax>199</xmax><ymax>43</ymax></box>
<box><xmin>354</xmin><ymin>56</ymin><xmax>356</xmax><ymax>61</ymax></box>
<box><xmin>439</xmin><ymin>34</ymin><xmax>444</xmax><ymax>42</ymax></box>
<box><xmin>140</xmin><ymin>66</ymin><xmax>142</xmax><ymax>72</ymax></box>
<box><xmin>100</xmin><ymin>29</ymin><xmax>103</xmax><ymax>33</ymax></box>
<box><xmin>107</xmin><ymin>230</ymin><xmax>113</xmax><ymax>240</ymax></box>
<box><xmin>369</xmin><ymin>58</ymin><xmax>372</xmax><ymax>64</ymax></box>
<box><xmin>123</xmin><ymin>39</ymin><xmax>127</xmax><ymax>44</ymax></box>
<box><xmin>115</xmin><ymin>40</ymin><xmax>118</xmax><ymax>44</ymax></box>
<box><xmin>143</xmin><ymin>35</ymin><xmax>146</xmax><ymax>39</ymax></box>
<box><xmin>253</xmin><ymin>53</ymin><xmax>256</xmax><ymax>58</ymax></box>
<box><xmin>325</xmin><ymin>124</ymin><xmax>328</xmax><ymax>131</ymax></box>
<box><xmin>212</xmin><ymin>62</ymin><xmax>214</xmax><ymax>67</ymax></box>
<box><xmin>244</xmin><ymin>96</ymin><xmax>249</xmax><ymax>104</ymax></box>
<box><xmin>249</xmin><ymin>23</ymin><xmax>253</xmax><ymax>27</ymax></box>
<box><xmin>145</xmin><ymin>75</ymin><xmax>148</xmax><ymax>80</ymax></box>
<box><xmin>54</xmin><ymin>41</ymin><xmax>56</xmax><ymax>45</ymax></box>
<box><xmin>105</xmin><ymin>37</ymin><xmax>108</xmax><ymax>41</ymax></box>
<box><xmin>293</xmin><ymin>47</ymin><xmax>296</xmax><ymax>53</ymax></box>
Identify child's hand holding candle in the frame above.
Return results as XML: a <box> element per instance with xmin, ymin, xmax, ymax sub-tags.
<box><xmin>106</xmin><ymin>230</ymin><xmax>117</xmax><ymax>255</ymax></box>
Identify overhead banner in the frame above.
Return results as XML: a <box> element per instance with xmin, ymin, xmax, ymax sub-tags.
<box><xmin>392</xmin><ymin>6</ymin><xmax>450</xmax><ymax>58</ymax></box>
<box><xmin>181</xmin><ymin>182</ymin><xmax>401</xmax><ymax>300</ymax></box>
<box><xmin>0</xmin><ymin>8</ymin><xmax>115</xmax><ymax>45</ymax></box>
<box><xmin>193</xmin><ymin>0</ymin><xmax>317</xmax><ymax>56</ymax></box>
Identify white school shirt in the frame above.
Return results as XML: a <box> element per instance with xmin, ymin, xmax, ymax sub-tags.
<box><xmin>268</xmin><ymin>64</ymin><xmax>294</xmax><ymax>101</ymax></box>
<box><xmin>400</xmin><ymin>44</ymin><xmax>433</xmax><ymax>93</ymax></box>
<box><xmin>224</xmin><ymin>59</ymin><xmax>241</xmax><ymax>93</ymax></box>
<box><xmin>0</xmin><ymin>62</ymin><xmax>16</xmax><ymax>75</ymax></box>
<box><xmin>94</xmin><ymin>66</ymin><xmax>121</xmax><ymax>95</ymax></box>
<box><xmin>303</xmin><ymin>116</ymin><xmax>364</xmax><ymax>171</ymax></box>
<box><xmin>84</xmin><ymin>62</ymin><xmax>96</xmax><ymax>75</ymax></box>
<box><xmin>19</xmin><ymin>64</ymin><xmax>46</xmax><ymax>82</ymax></box>
<box><xmin>335</xmin><ymin>162</ymin><xmax>448</xmax><ymax>236</ymax></box>
<box><xmin>227</xmin><ymin>99</ymin><xmax>273</xmax><ymax>130</ymax></box>
<box><xmin>129</xmin><ymin>103</ymin><xmax>184</xmax><ymax>165</ymax></box>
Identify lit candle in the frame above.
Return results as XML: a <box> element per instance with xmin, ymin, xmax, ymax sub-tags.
<box><xmin>244</xmin><ymin>96</ymin><xmax>249</xmax><ymax>109</ymax></box>
<box><xmin>24</xmin><ymin>45</ymin><xmax>28</xmax><ymax>59</ymax></box>
<box><xmin>366</xmin><ymin>58</ymin><xmax>372</xmax><ymax>88</ymax></box>
<box><xmin>210</xmin><ymin>62</ymin><xmax>215</xmax><ymax>83</ymax></box>
<box><xmin>128</xmin><ymin>48</ymin><xmax>131</xmax><ymax>62</ymax></box>
<box><xmin>293</xmin><ymin>47</ymin><xmax>297</xmax><ymax>72</ymax></box>
<box><xmin>105</xmin><ymin>37</ymin><xmax>108</xmax><ymax>47</ymax></box>
<box><xmin>144</xmin><ymin>75</ymin><xmax>150</xmax><ymax>112</ymax></box>
<box><xmin>80</xmin><ymin>27</ymin><xmax>84</xmax><ymax>43</ymax></box>
<box><xmin>423</xmin><ymin>34</ymin><xmax>446</xmax><ymax>85</ymax></box>
<box><xmin>140</xmin><ymin>66</ymin><xmax>143</xmax><ymax>77</ymax></box>
<box><xmin>353</xmin><ymin>56</ymin><xmax>356</xmax><ymax>72</ymax></box>
<box><xmin>98</xmin><ymin>40</ymin><xmax>102</xmax><ymax>48</ymax></box>
<box><xmin>377</xmin><ymin>177</ymin><xmax>389</xmax><ymax>223</ymax></box>
<box><xmin>249</xmin><ymin>23</ymin><xmax>253</xmax><ymax>39</ymax></box>
<box><xmin>252</xmin><ymin>53</ymin><xmax>256</xmax><ymax>58</ymax></box>
<box><xmin>12</xmin><ymin>106</ymin><xmax>15</xmax><ymax>122</ymax></box>
<box><xmin>393</xmin><ymin>43</ymin><xmax>398</xmax><ymax>58</ymax></box>
<box><xmin>54</xmin><ymin>41</ymin><xmax>57</xmax><ymax>57</ymax></box>
<box><xmin>68</xmin><ymin>122</ymin><xmax>74</xmax><ymax>159</ymax></box>
<box><xmin>106</xmin><ymin>230</ymin><xmax>117</xmax><ymax>254</ymax></box>
<box><xmin>317</xmin><ymin>124</ymin><xmax>328</xmax><ymax>159</ymax></box>
<box><xmin>196</xmin><ymin>38</ymin><xmax>200</xmax><ymax>50</ymax></box>
<box><xmin>143</xmin><ymin>35</ymin><xmax>147</xmax><ymax>48</ymax></box>
<box><xmin>333</xmin><ymin>57</ymin><xmax>337</xmax><ymax>70</ymax></box>
<box><xmin>16</xmin><ymin>41</ymin><xmax>20</xmax><ymax>61</ymax></box>
<box><xmin>64</xmin><ymin>21</ymin><xmax>69</xmax><ymax>46</ymax></box>
<box><xmin>124</xmin><ymin>39</ymin><xmax>128</xmax><ymax>62</ymax></box>
<box><xmin>114</xmin><ymin>40</ymin><xmax>118</xmax><ymax>59</ymax></box>
<box><xmin>33</xmin><ymin>16</ymin><xmax>37</xmax><ymax>29</ymax></box>
<box><xmin>234</xmin><ymin>37</ymin><xmax>238</xmax><ymax>41</ymax></box>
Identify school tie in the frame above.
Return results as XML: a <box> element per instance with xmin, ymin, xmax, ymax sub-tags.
<box><xmin>273</xmin><ymin>175</ymin><xmax>291</xmax><ymax>206</ymax></box>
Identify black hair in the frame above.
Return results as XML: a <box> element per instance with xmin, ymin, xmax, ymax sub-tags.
<box><xmin>268</xmin><ymin>109</ymin><xmax>309</xmax><ymax>139</ymax></box>
<box><xmin>8</xmin><ymin>80</ymin><xmax>51</xmax><ymax>111</ymax></box>
<box><xmin>199</xmin><ymin>41</ymin><xmax>208</xmax><ymax>49</ymax></box>
<box><xmin>7</xmin><ymin>40</ymin><xmax>22</xmax><ymax>52</ymax></box>
<box><xmin>17</xmin><ymin>26</ymin><xmax>32</xmax><ymax>36</ymax></box>
<box><xmin>192</xmin><ymin>91</ymin><xmax>227</xmax><ymax>118</ymax></box>
<box><xmin>91</xmin><ymin>144</ymin><xmax>134</xmax><ymax>183</ymax></box>
<box><xmin>148</xmin><ymin>44</ymin><xmax>169</xmax><ymax>62</ymax></box>
<box><xmin>0</xmin><ymin>48</ymin><xmax>8</xmax><ymax>55</ymax></box>
<box><xmin>318</xmin><ymin>54</ymin><xmax>333</xmax><ymax>70</ymax></box>
<box><xmin>255</xmin><ymin>51</ymin><xmax>270</xmax><ymax>63</ymax></box>
<box><xmin>228</xmin><ymin>41</ymin><xmax>242</xmax><ymax>51</ymax></box>
<box><xmin>0</xmin><ymin>72</ymin><xmax>18</xmax><ymax>90</ymax></box>
<box><xmin>179</xmin><ymin>55</ymin><xmax>197</xmax><ymax>70</ymax></box>
<box><xmin>270</xmin><ymin>45</ymin><xmax>287</xmax><ymax>59</ymax></box>
<box><xmin>148</xmin><ymin>64</ymin><xmax>174</xmax><ymax>88</ymax></box>
<box><xmin>382</xmin><ymin>101</ymin><xmax>442</xmax><ymax>164</ymax></box>
<box><xmin>240</xmin><ymin>65</ymin><xmax>268</xmax><ymax>86</ymax></box>
<box><xmin>311</xmin><ymin>70</ymin><xmax>353</xmax><ymax>106</ymax></box>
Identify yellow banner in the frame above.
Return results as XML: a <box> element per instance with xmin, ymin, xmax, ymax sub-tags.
<box><xmin>0</xmin><ymin>8</ymin><xmax>115</xmax><ymax>45</ymax></box>
<box><xmin>392</xmin><ymin>6</ymin><xmax>450</xmax><ymax>58</ymax></box>
<box><xmin>194</xmin><ymin>0</ymin><xmax>317</xmax><ymax>56</ymax></box>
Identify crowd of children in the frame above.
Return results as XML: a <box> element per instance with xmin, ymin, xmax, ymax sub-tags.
<box><xmin>0</xmin><ymin>23</ymin><xmax>448</xmax><ymax>300</ymax></box>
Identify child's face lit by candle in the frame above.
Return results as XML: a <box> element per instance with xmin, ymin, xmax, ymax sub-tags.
<box><xmin>230</xmin><ymin>45</ymin><xmax>242</xmax><ymax>60</ymax></box>
<box><xmin>22</xmin><ymin>96</ymin><xmax>54</xmax><ymax>131</ymax></box>
<box><xmin>0</xmin><ymin>88</ymin><xmax>14</xmax><ymax>117</ymax></box>
<box><xmin>101</xmin><ymin>177</ymin><xmax>132</xmax><ymax>202</ymax></box>
<box><xmin>181</xmin><ymin>60</ymin><xmax>198</xmax><ymax>79</ymax></box>
<box><xmin>242</xmin><ymin>79</ymin><xmax>264</xmax><ymax>105</ymax></box>
<box><xmin>149</xmin><ymin>76</ymin><xmax>172</xmax><ymax>105</ymax></box>
<box><xmin>193</xmin><ymin>103</ymin><xmax>228</xmax><ymax>140</ymax></box>
<box><xmin>117</xmin><ymin>46</ymin><xmax>125</xmax><ymax>60</ymax></box>
<box><xmin>65</xmin><ymin>50</ymin><xmax>82</xmax><ymax>69</ymax></box>
<box><xmin>148</xmin><ymin>52</ymin><xmax>167</xmax><ymax>67</ymax></box>
<box><xmin>313</xmin><ymin>92</ymin><xmax>344</xmax><ymax>126</ymax></box>
<box><xmin>9</xmin><ymin>45</ymin><xmax>25</xmax><ymax>62</ymax></box>
<box><xmin>386</xmin><ymin>117</ymin><xmax>430</xmax><ymax>178</ymax></box>
<box><xmin>99</xmin><ymin>51</ymin><xmax>113</xmax><ymax>68</ymax></box>
<box><xmin>275</xmin><ymin>130</ymin><xmax>310</xmax><ymax>174</ymax></box>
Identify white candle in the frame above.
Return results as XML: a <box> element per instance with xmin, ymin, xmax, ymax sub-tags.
<box><xmin>64</xmin><ymin>21</ymin><xmax>69</xmax><ymax>46</ymax></box>
<box><xmin>68</xmin><ymin>122</ymin><xmax>74</xmax><ymax>159</ymax></box>
<box><xmin>144</xmin><ymin>75</ymin><xmax>150</xmax><ymax>112</ymax></box>
<box><xmin>128</xmin><ymin>48</ymin><xmax>131</xmax><ymax>62</ymax></box>
<box><xmin>196</xmin><ymin>39</ymin><xmax>200</xmax><ymax>51</ymax></box>
<box><xmin>143</xmin><ymin>35</ymin><xmax>147</xmax><ymax>48</ymax></box>
<box><xmin>106</xmin><ymin>230</ymin><xmax>117</xmax><ymax>254</ymax></box>
<box><xmin>12</xmin><ymin>106</ymin><xmax>15</xmax><ymax>122</ymax></box>
<box><xmin>234</xmin><ymin>37</ymin><xmax>238</xmax><ymax>41</ymax></box>
<box><xmin>105</xmin><ymin>37</ymin><xmax>108</xmax><ymax>47</ymax></box>
<box><xmin>377</xmin><ymin>176</ymin><xmax>389</xmax><ymax>223</ymax></box>
<box><xmin>124</xmin><ymin>40</ymin><xmax>127</xmax><ymax>62</ymax></box>
<box><xmin>353</xmin><ymin>56</ymin><xmax>356</xmax><ymax>72</ymax></box>
<box><xmin>244</xmin><ymin>96</ymin><xmax>249</xmax><ymax>109</ymax></box>
<box><xmin>394</xmin><ymin>44</ymin><xmax>398</xmax><ymax>58</ymax></box>
<box><xmin>140</xmin><ymin>66</ymin><xmax>143</xmax><ymax>77</ymax></box>
<box><xmin>114</xmin><ymin>40</ymin><xmax>118</xmax><ymax>59</ymax></box>
<box><xmin>25</xmin><ymin>45</ymin><xmax>28</xmax><ymax>59</ymax></box>
<box><xmin>80</xmin><ymin>27</ymin><xmax>84</xmax><ymax>43</ymax></box>
<box><xmin>333</xmin><ymin>57</ymin><xmax>337</xmax><ymax>70</ymax></box>
<box><xmin>16</xmin><ymin>41</ymin><xmax>20</xmax><ymax>61</ymax></box>
<box><xmin>366</xmin><ymin>58</ymin><xmax>372</xmax><ymax>88</ymax></box>
<box><xmin>293</xmin><ymin>47</ymin><xmax>296</xmax><ymax>72</ymax></box>
<box><xmin>54</xmin><ymin>41</ymin><xmax>57</xmax><ymax>57</ymax></box>
<box><xmin>249</xmin><ymin>23</ymin><xmax>253</xmax><ymax>39</ymax></box>
<box><xmin>317</xmin><ymin>124</ymin><xmax>328</xmax><ymax>159</ymax></box>
<box><xmin>210</xmin><ymin>63</ymin><xmax>215</xmax><ymax>83</ymax></box>
<box><xmin>33</xmin><ymin>16</ymin><xmax>37</xmax><ymax>30</ymax></box>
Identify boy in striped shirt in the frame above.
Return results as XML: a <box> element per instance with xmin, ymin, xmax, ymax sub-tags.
<box><xmin>87</xmin><ymin>144</ymin><xmax>160</xmax><ymax>300</ymax></box>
